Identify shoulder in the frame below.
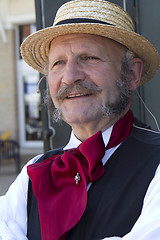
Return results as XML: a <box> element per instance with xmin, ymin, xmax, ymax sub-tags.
<box><xmin>131</xmin><ymin>124</ymin><xmax>160</xmax><ymax>146</ymax></box>
<box><xmin>35</xmin><ymin>147</ymin><xmax>64</xmax><ymax>163</ymax></box>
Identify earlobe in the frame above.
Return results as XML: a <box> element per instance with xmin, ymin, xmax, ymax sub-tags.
<box><xmin>130</xmin><ymin>58</ymin><xmax>144</xmax><ymax>91</ymax></box>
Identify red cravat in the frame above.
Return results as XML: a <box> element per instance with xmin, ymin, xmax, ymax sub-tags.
<box><xmin>27</xmin><ymin>110</ymin><xmax>133</xmax><ymax>240</ymax></box>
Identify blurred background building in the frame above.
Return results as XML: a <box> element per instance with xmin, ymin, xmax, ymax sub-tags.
<box><xmin>0</xmin><ymin>0</ymin><xmax>41</xmax><ymax>194</ymax></box>
<box><xmin>0</xmin><ymin>0</ymin><xmax>43</xmax><ymax>155</ymax></box>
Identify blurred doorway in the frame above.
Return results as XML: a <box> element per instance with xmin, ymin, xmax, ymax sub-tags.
<box><xmin>16</xmin><ymin>24</ymin><xmax>43</xmax><ymax>149</ymax></box>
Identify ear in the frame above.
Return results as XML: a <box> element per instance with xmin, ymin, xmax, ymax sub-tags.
<box><xmin>130</xmin><ymin>58</ymin><xmax>144</xmax><ymax>91</ymax></box>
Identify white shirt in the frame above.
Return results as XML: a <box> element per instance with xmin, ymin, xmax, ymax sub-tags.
<box><xmin>0</xmin><ymin>126</ymin><xmax>160</xmax><ymax>240</ymax></box>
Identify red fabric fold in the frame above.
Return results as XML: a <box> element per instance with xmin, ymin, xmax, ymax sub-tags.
<box><xmin>27</xmin><ymin>110</ymin><xmax>133</xmax><ymax>240</ymax></box>
<box><xmin>28</xmin><ymin>131</ymin><xmax>105</xmax><ymax>240</ymax></box>
<box><xmin>107</xmin><ymin>110</ymin><xmax>133</xmax><ymax>150</ymax></box>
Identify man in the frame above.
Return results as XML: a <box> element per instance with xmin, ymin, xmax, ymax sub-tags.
<box><xmin>0</xmin><ymin>0</ymin><xmax>160</xmax><ymax>239</ymax></box>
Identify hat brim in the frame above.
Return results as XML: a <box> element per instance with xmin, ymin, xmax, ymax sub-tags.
<box><xmin>20</xmin><ymin>23</ymin><xmax>160</xmax><ymax>84</ymax></box>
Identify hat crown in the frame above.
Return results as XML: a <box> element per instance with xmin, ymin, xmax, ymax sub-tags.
<box><xmin>54</xmin><ymin>0</ymin><xmax>134</xmax><ymax>32</ymax></box>
<box><xmin>20</xmin><ymin>0</ymin><xmax>160</xmax><ymax>84</ymax></box>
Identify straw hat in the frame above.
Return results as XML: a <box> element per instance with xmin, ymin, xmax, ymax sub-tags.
<box><xmin>20</xmin><ymin>0</ymin><xmax>160</xmax><ymax>85</ymax></box>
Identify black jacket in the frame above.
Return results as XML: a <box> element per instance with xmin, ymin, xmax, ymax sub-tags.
<box><xmin>27</xmin><ymin>125</ymin><xmax>160</xmax><ymax>240</ymax></box>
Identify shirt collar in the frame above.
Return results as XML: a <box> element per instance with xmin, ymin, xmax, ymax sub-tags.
<box><xmin>64</xmin><ymin>126</ymin><xmax>113</xmax><ymax>150</ymax></box>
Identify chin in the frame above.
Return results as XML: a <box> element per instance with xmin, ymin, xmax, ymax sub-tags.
<box><xmin>63</xmin><ymin>110</ymin><xmax>104</xmax><ymax>126</ymax></box>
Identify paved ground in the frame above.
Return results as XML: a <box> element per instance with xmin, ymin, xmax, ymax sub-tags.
<box><xmin>0</xmin><ymin>155</ymin><xmax>35</xmax><ymax>196</ymax></box>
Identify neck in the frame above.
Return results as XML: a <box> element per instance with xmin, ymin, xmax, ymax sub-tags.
<box><xmin>72</xmin><ymin>110</ymin><xmax>129</xmax><ymax>142</ymax></box>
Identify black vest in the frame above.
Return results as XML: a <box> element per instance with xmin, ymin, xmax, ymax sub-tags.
<box><xmin>27</xmin><ymin>126</ymin><xmax>160</xmax><ymax>239</ymax></box>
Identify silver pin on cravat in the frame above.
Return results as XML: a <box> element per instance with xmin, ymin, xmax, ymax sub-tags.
<box><xmin>75</xmin><ymin>173</ymin><xmax>81</xmax><ymax>185</ymax></box>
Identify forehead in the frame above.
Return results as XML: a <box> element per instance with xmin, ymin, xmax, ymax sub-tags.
<box><xmin>49</xmin><ymin>33</ymin><xmax>126</xmax><ymax>57</ymax></box>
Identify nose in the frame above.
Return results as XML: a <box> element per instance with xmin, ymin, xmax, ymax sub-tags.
<box><xmin>61</xmin><ymin>59</ymin><xmax>85</xmax><ymax>85</ymax></box>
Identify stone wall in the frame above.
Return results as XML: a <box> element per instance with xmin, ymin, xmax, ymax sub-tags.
<box><xmin>10</xmin><ymin>0</ymin><xmax>35</xmax><ymax>16</ymax></box>
<box><xmin>0</xmin><ymin>0</ymin><xmax>35</xmax><ymax>141</ymax></box>
<box><xmin>0</xmin><ymin>29</ymin><xmax>18</xmax><ymax>139</ymax></box>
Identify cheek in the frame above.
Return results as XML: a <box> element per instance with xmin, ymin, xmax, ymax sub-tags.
<box><xmin>90</xmin><ymin>64</ymin><xmax>119</xmax><ymax>86</ymax></box>
<box><xmin>47</xmin><ymin>74</ymin><xmax>63</xmax><ymax>108</ymax></box>
<box><xmin>100</xmin><ymin>79</ymin><xmax>121</xmax><ymax>103</ymax></box>
<box><xmin>47</xmin><ymin>73</ymin><xmax>60</xmax><ymax>95</ymax></box>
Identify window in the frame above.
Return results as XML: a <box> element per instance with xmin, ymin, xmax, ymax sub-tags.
<box><xmin>16</xmin><ymin>24</ymin><xmax>43</xmax><ymax>148</ymax></box>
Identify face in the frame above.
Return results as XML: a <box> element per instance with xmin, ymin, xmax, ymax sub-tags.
<box><xmin>47</xmin><ymin>34</ymin><xmax>128</xmax><ymax>128</ymax></box>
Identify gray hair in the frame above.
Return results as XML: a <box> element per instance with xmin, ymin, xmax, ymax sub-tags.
<box><xmin>117</xmin><ymin>49</ymin><xmax>136</xmax><ymax>97</ymax></box>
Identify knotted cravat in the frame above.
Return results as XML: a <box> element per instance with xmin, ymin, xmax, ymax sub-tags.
<box><xmin>27</xmin><ymin>110</ymin><xmax>133</xmax><ymax>240</ymax></box>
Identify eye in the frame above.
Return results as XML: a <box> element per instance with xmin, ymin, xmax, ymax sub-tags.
<box><xmin>53</xmin><ymin>60</ymin><xmax>65</xmax><ymax>67</ymax></box>
<box><xmin>87</xmin><ymin>56</ymin><xmax>99</xmax><ymax>60</ymax></box>
<box><xmin>49</xmin><ymin>59</ymin><xmax>65</xmax><ymax>71</ymax></box>
<box><xmin>81</xmin><ymin>55</ymin><xmax>100</xmax><ymax>62</ymax></box>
